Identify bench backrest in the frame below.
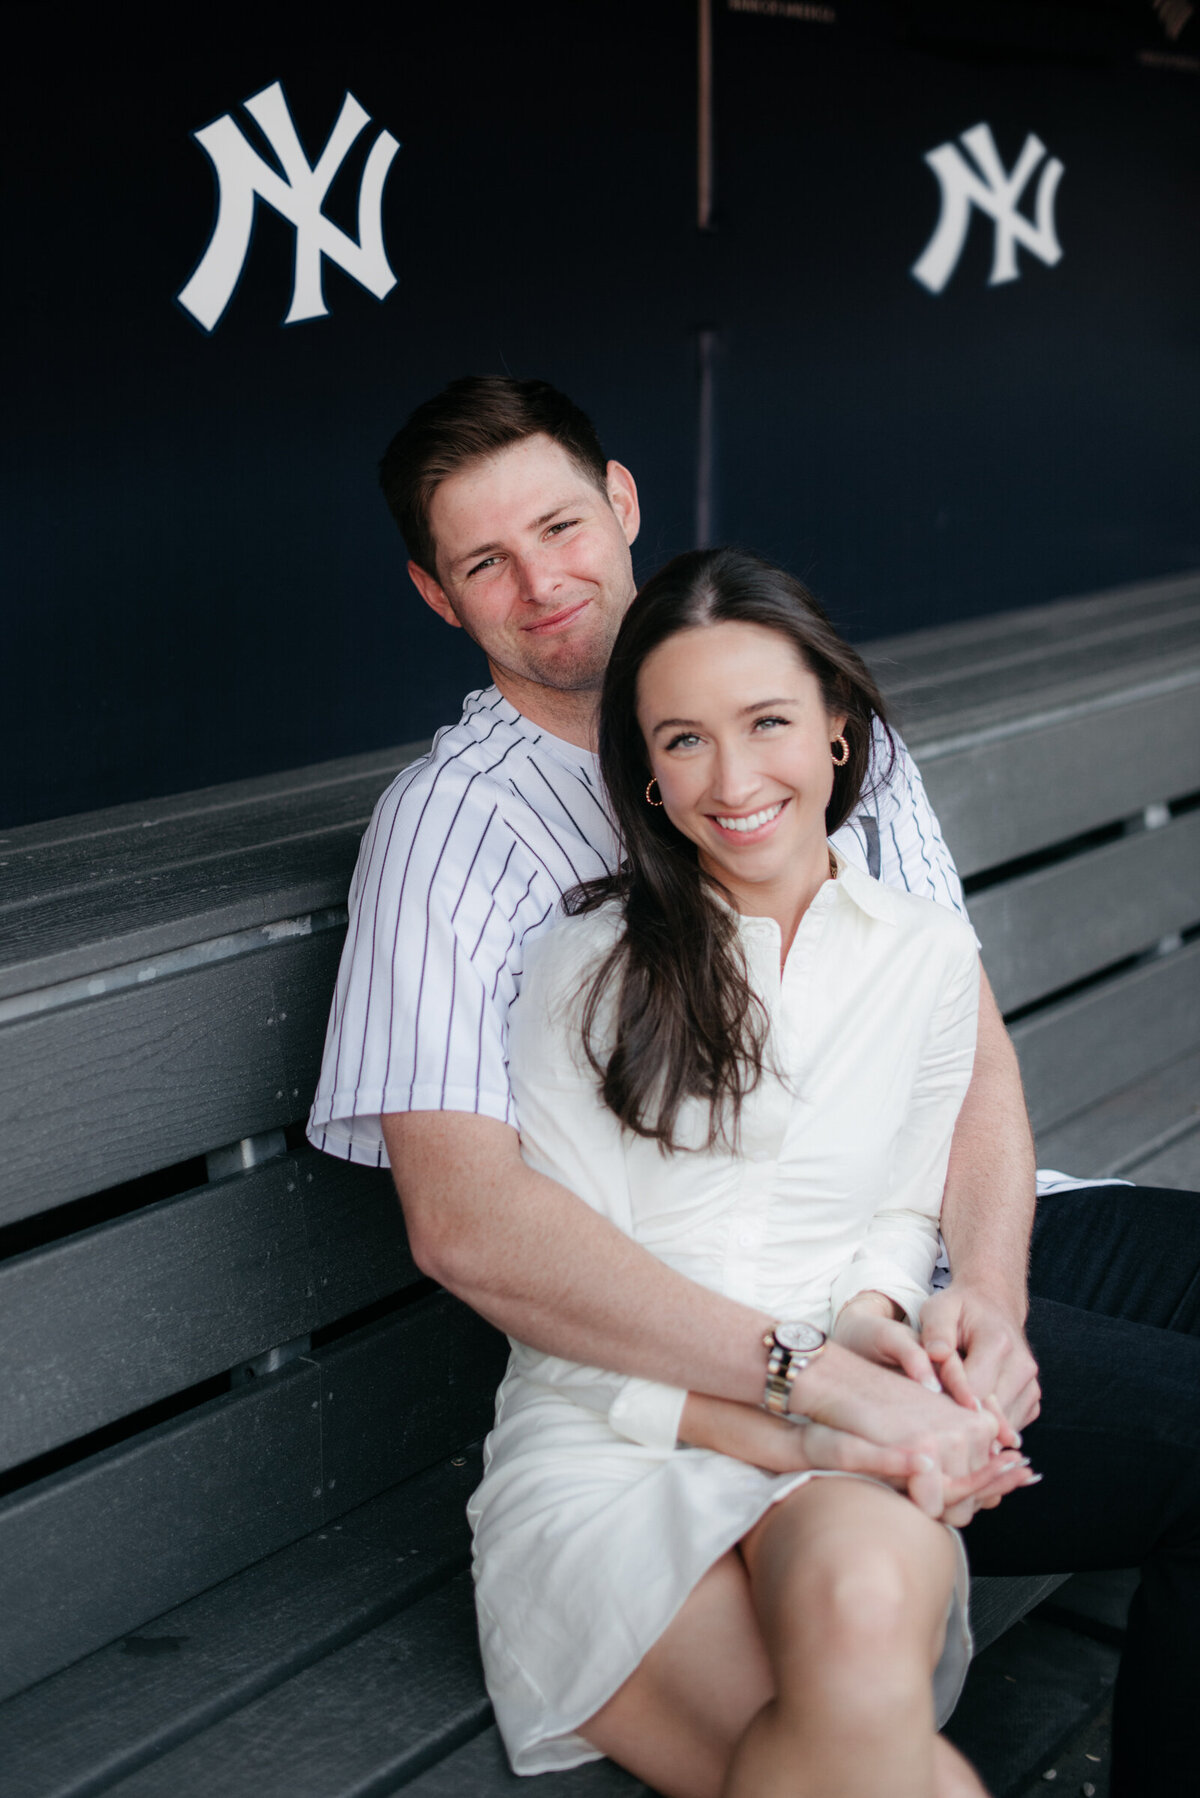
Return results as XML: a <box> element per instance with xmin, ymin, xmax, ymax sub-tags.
<box><xmin>2</xmin><ymin>570</ymin><xmax>1197</xmax><ymax>1701</ymax></box>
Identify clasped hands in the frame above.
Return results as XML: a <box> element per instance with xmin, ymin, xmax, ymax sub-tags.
<box><xmin>680</xmin><ymin>1283</ymin><xmax>1041</xmax><ymax>1525</ymax></box>
<box><xmin>822</xmin><ymin>1287</ymin><xmax>1041</xmax><ymax>1524</ymax></box>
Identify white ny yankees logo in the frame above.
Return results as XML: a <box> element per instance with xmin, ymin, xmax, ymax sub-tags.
<box><xmin>178</xmin><ymin>82</ymin><xmax>401</xmax><ymax>332</ymax></box>
<box><xmin>911</xmin><ymin>122</ymin><xmax>1064</xmax><ymax>295</ymax></box>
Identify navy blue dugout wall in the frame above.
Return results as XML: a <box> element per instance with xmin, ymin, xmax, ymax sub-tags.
<box><xmin>2</xmin><ymin>1</ymin><xmax>1197</xmax><ymax>827</ymax></box>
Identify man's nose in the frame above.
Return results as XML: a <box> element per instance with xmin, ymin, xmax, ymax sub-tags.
<box><xmin>514</xmin><ymin>549</ymin><xmax>565</xmax><ymax>606</ymax></box>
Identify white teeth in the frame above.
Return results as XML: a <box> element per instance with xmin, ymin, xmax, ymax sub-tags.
<box><xmin>714</xmin><ymin>803</ymin><xmax>784</xmax><ymax>833</ymax></box>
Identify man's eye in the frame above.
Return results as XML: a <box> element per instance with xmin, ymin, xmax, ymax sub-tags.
<box><xmin>467</xmin><ymin>555</ymin><xmax>500</xmax><ymax>578</ymax></box>
<box><xmin>546</xmin><ymin>519</ymin><xmax>578</xmax><ymax>537</ymax></box>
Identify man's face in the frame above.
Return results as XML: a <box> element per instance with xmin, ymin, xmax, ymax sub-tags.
<box><xmin>408</xmin><ymin>434</ymin><xmax>640</xmax><ymax>704</ymax></box>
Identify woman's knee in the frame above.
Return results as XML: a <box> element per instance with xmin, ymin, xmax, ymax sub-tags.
<box><xmin>751</xmin><ymin>1484</ymin><xmax>956</xmax><ymax>1688</ymax></box>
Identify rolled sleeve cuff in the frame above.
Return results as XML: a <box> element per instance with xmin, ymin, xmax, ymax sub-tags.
<box><xmin>608</xmin><ymin>1378</ymin><xmax>688</xmax><ymax>1451</ymax></box>
<box><xmin>829</xmin><ymin>1265</ymin><xmax>933</xmax><ymax>1332</ymax></box>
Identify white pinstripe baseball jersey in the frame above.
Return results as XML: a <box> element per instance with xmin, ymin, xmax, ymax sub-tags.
<box><xmin>305</xmin><ymin>684</ymin><xmax>992</xmax><ymax>1171</ymax></box>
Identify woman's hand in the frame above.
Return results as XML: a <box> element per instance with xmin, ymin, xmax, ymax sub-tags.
<box><xmin>833</xmin><ymin>1292</ymin><xmax>944</xmax><ymax>1392</ymax></box>
<box><xmin>679</xmin><ymin>1393</ymin><xmax>928</xmax><ymax>1486</ymax></box>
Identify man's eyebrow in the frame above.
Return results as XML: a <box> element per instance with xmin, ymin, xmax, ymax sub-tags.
<box><xmin>450</xmin><ymin>499</ymin><xmax>584</xmax><ymax>572</ymax></box>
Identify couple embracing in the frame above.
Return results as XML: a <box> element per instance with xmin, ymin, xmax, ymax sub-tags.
<box><xmin>310</xmin><ymin>377</ymin><xmax>1200</xmax><ymax>1797</ymax></box>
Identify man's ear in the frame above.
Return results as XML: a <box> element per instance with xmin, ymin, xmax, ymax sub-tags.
<box><xmin>605</xmin><ymin>460</ymin><xmax>641</xmax><ymax>548</ymax></box>
<box><xmin>408</xmin><ymin>559</ymin><xmax>461</xmax><ymax>629</ymax></box>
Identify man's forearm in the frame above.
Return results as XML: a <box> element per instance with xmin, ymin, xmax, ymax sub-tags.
<box><xmin>383</xmin><ymin>1110</ymin><xmax>775</xmax><ymax>1406</ymax></box>
<box><xmin>940</xmin><ymin>969</ymin><xmax>1036</xmax><ymax>1314</ymax></box>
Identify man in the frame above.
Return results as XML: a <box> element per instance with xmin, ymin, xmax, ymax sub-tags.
<box><xmin>310</xmin><ymin>376</ymin><xmax>1200</xmax><ymax>1791</ymax></box>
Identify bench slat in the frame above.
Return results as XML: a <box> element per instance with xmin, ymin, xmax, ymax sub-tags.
<box><xmin>0</xmin><ymin>1297</ymin><xmax>506</xmax><ymax>1701</ymax></box>
<box><xmin>0</xmin><ymin>931</ymin><xmax>343</xmax><ymax>1222</ymax></box>
<box><xmin>101</xmin><ymin>1572</ymin><xmax>488</xmax><ymax>1798</ymax></box>
<box><xmin>1012</xmin><ymin>938</ymin><xmax>1200</xmax><ymax>1135</ymax></box>
<box><xmin>0</xmin><ymin>1456</ymin><xmax>479</xmax><ymax>1798</ymax></box>
<box><xmin>1123</xmin><ymin>1127</ymin><xmax>1200</xmax><ymax>1191</ymax></box>
<box><xmin>1</xmin><ymin>1152</ymin><xmax>412</xmax><ymax>1473</ymax></box>
<box><xmin>972</xmin><ymin>809</ymin><xmax>1200</xmax><ymax>1015</ymax></box>
<box><xmin>0</xmin><ymin>835</ymin><xmax>359</xmax><ymax>1000</ymax></box>
<box><xmin>862</xmin><ymin>571</ymin><xmax>1200</xmax><ymax>673</ymax></box>
<box><xmin>887</xmin><ymin>623</ymin><xmax>1200</xmax><ymax>744</ymax></box>
<box><xmin>874</xmin><ymin>593</ymin><xmax>1200</xmax><ymax>706</ymax></box>
<box><xmin>916</xmin><ymin>675</ymin><xmax>1200</xmax><ymax>879</ymax></box>
<box><xmin>1035</xmin><ymin>1047</ymin><xmax>1200</xmax><ymax>1180</ymax></box>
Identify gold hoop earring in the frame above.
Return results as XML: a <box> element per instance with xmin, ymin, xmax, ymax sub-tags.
<box><xmin>645</xmin><ymin>777</ymin><xmax>664</xmax><ymax>807</ymax></box>
<box><xmin>831</xmin><ymin>735</ymin><xmax>850</xmax><ymax>768</ymax></box>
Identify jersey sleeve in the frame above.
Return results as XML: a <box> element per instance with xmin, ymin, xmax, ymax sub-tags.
<box><xmin>857</xmin><ymin>725</ymin><xmax>971</xmax><ymax>923</ymax></box>
<box><xmin>307</xmin><ymin>766</ymin><xmax>558</xmax><ymax>1167</ymax></box>
<box><xmin>827</xmin><ymin>921</ymin><xmax>980</xmax><ymax>1326</ymax></box>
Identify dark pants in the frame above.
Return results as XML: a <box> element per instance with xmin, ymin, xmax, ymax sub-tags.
<box><xmin>961</xmin><ymin>1183</ymin><xmax>1200</xmax><ymax>1795</ymax></box>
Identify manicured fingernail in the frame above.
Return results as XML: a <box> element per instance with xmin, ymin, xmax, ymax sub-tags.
<box><xmin>914</xmin><ymin>1454</ymin><xmax>936</xmax><ymax>1472</ymax></box>
<box><xmin>1022</xmin><ymin>1472</ymin><xmax>1043</xmax><ymax>1485</ymax></box>
<box><xmin>927</xmin><ymin>1340</ymin><xmax>950</xmax><ymax>1356</ymax></box>
<box><xmin>1013</xmin><ymin>1430</ymin><xmax>1023</xmax><ymax>1448</ymax></box>
<box><xmin>990</xmin><ymin>1439</ymin><xmax>1003</xmax><ymax>1455</ymax></box>
<box><xmin>922</xmin><ymin>1376</ymin><xmax>942</xmax><ymax>1393</ymax></box>
<box><xmin>974</xmin><ymin>1397</ymin><xmax>985</xmax><ymax>1411</ymax></box>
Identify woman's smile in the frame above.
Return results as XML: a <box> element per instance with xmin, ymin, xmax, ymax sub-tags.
<box><xmin>709</xmin><ymin>799</ymin><xmax>788</xmax><ymax>839</ymax></box>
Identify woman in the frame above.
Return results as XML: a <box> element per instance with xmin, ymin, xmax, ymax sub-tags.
<box><xmin>469</xmin><ymin>549</ymin><xmax>1035</xmax><ymax>1797</ymax></box>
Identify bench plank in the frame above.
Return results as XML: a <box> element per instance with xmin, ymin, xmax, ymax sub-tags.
<box><xmin>862</xmin><ymin>572</ymin><xmax>1200</xmax><ymax>678</ymax></box>
<box><xmin>1034</xmin><ymin>1047</ymin><xmax>1200</xmax><ymax>1178</ymax></box>
<box><xmin>914</xmin><ymin>675</ymin><xmax>1200</xmax><ymax>879</ymax></box>
<box><xmin>0</xmin><ymin>1298</ymin><xmax>505</xmax><ymax>1700</ymax></box>
<box><xmin>1</xmin><ymin>1151</ymin><xmax>412</xmax><ymax>1471</ymax></box>
<box><xmin>101</xmin><ymin>1571</ymin><xmax>489</xmax><ymax>1797</ymax></box>
<box><xmin>0</xmin><ymin>835</ymin><xmax>360</xmax><ymax>1000</ymax></box>
<box><xmin>0</xmin><ymin>1456</ymin><xmax>479</xmax><ymax>1798</ymax></box>
<box><xmin>1011</xmin><ymin>938</ymin><xmax>1200</xmax><ymax>1135</ymax></box>
<box><xmin>1123</xmin><ymin>1126</ymin><xmax>1200</xmax><ymax>1192</ymax></box>
<box><xmin>971</xmin><ymin>809</ymin><xmax>1200</xmax><ymax>1015</ymax></box>
<box><xmin>0</xmin><ymin>930</ymin><xmax>344</xmax><ymax>1221</ymax></box>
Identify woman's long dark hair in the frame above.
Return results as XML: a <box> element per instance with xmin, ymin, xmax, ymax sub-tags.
<box><xmin>566</xmin><ymin>547</ymin><xmax>892</xmax><ymax>1150</ymax></box>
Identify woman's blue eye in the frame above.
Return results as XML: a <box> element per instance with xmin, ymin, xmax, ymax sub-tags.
<box><xmin>666</xmin><ymin>732</ymin><xmax>700</xmax><ymax>751</ymax></box>
<box><xmin>753</xmin><ymin>715</ymin><xmax>789</xmax><ymax>730</ymax></box>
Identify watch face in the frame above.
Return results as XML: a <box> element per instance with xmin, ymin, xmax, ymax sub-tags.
<box><xmin>776</xmin><ymin>1321</ymin><xmax>825</xmax><ymax>1353</ymax></box>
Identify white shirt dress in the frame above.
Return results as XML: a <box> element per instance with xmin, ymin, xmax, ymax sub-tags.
<box><xmin>469</xmin><ymin>854</ymin><xmax>982</xmax><ymax>1774</ymax></box>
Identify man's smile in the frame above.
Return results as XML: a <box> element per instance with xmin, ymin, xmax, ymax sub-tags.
<box><xmin>521</xmin><ymin>597</ymin><xmax>592</xmax><ymax>635</ymax></box>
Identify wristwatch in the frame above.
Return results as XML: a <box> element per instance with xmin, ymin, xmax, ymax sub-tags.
<box><xmin>762</xmin><ymin>1321</ymin><xmax>827</xmax><ymax>1416</ymax></box>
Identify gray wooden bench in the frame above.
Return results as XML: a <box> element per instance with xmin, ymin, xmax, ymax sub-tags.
<box><xmin>1</xmin><ymin>570</ymin><xmax>1197</xmax><ymax>1797</ymax></box>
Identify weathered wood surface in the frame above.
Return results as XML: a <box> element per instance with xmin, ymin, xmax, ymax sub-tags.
<box><xmin>0</xmin><ymin>742</ymin><xmax>424</xmax><ymax>995</ymax></box>
<box><xmin>0</xmin><ymin>1456</ymin><xmax>481</xmax><ymax>1798</ymax></box>
<box><xmin>1035</xmin><ymin>1048</ymin><xmax>1200</xmax><ymax>1181</ymax></box>
<box><xmin>970</xmin><ymin>810</ymin><xmax>1200</xmax><ymax>1015</ymax></box>
<box><xmin>101</xmin><ymin>1571</ymin><xmax>488</xmax><ymax>1797</ymax></box>
<box><xmin>912</xmin><ymin>672</ymin><xmax>1200</xmax><ymax>879</ymax></box>
<box><xmin>1011</xmin><ymin>938</ymin><xmax>1200</xmax><ymax>1136</ymax></box>
<box><xmin>0</xmin><ymin>1150</ymin><xmax>410</xmax><ymax>1471</ymax></box>
<box><xmin>0</xmin><ymin>927</ymin><xmax>345</xmax><ymax>1221</ymax></box>
<box><xmin>0</xmin><ymin>1297</ymin><xmax>507</xmax><ymax>1701</ymax></box>
<box><xmin>1125</xmin><ymin>1126</ymin><xmax>1200</xmax><ymax>1191</ymax></box>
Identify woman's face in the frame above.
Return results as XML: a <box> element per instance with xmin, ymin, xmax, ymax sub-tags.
<box><xmin>636</xmin><ymin>620</ymin><xmax>846</xmax><ymax>910</ymax></box>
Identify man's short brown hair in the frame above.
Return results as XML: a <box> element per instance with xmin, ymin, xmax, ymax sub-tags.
<box><xmin>379</xmin><ymin>376</ymin><xmax>609</xmax><ymax>576</ymax></box>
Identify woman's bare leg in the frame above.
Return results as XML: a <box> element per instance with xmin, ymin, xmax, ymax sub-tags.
<box><xmin>934</xmin><ymin>1737</ymin><xmax>990</xmax><ymax>1798</ymax></box>
<box><xmin>582</xmin><ymin>1478</ymin><xmax>989</xmax><ymax>1798</ymax></box>
<box><xmin>581</xmin><ymin>1548</ymin><xmax>771</xmax><ymax>1798</ymax></box>
<box><xmin>730</xmin><ymin>1477</ymin><xmax>966</xmax><ymax>1798</ymax></box>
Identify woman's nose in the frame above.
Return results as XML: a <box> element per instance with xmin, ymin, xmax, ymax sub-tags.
<box><xmin>709</xmin><ymin>745</ymin><xmax>759</xmax><ymax>808</ymax></box>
